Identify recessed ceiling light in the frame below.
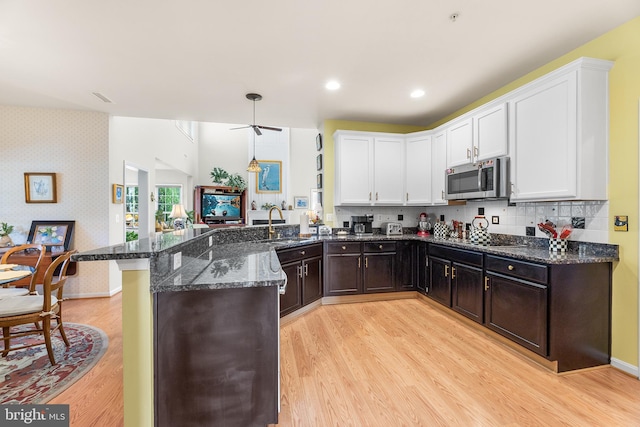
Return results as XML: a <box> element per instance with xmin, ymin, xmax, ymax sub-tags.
<box><xmin>325</xmin><ymin>80</ymin><xmax>341</xmax><ymax>91</ymax></box>
<box><xmin>410</xmin><ymin>89</ymin><xmax>425</xmax><ymax>98</ymax></box>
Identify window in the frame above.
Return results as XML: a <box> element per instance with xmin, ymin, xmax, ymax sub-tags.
<box><xmin>125</xmin><ymin>186</ymin><xmax>139</xmax><ymax>229</ymax></box>
<box><xmin>156</xmin><ymin>186</ymin><xmax>182</xmax><ymax>222</ymax></box>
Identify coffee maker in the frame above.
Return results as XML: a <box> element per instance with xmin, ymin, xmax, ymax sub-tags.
<box><xmin>351</xmin><ymin>215</ymin><xmax>373</xmax><ymax>235</ymax></box>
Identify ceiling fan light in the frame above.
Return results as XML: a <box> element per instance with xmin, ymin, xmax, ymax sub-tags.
<box><xmin>247</xmin><ymin>157</ymin><xmax>262</xmax><ymax>173</ymax></box>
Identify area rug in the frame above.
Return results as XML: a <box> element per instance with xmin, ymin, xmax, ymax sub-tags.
<box><xmin>0</xmin><ymin>322</ymin><xmax>108</xmax><ymax>404</ymax></box>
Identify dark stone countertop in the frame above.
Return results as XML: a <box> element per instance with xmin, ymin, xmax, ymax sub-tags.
<box><xmin>71</xmin><ymin>225</ymin><xmax>618</xmax><ymax>294</ymax></box>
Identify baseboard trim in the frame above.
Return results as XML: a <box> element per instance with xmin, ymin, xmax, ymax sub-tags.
<box><xmin>65</xmin><ymin>288</ymin><xmax>122</xmax><ymax>299</ymax></box>
<box><xmin>322</xmin><ymin>291</ymin><xmax>418</xmax><ymax>306</ymax></box>
<box><xmin>610</xmin><ymin>357</ymin><xmax>639</xmax><ymax>378</ymax></box>
<box><xmin>281</xmin><ymin>299</ymin><xmax>322</xmax><ymax>326</ymax></box>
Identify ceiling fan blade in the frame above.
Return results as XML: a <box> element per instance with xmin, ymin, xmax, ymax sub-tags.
<box><xmin>230</xmin><ymin>125</ymin><xmax>251</xmax><ymax>130</ymax></box>
<box><xmin>256</xmin><ymin>125</ymin><xmax>282</xmax><ymax>132</ymax></box>
<box><xmin>253</xmin><ymin>125</ymin><xmax>262</xmax><ymax>136</ymax></box>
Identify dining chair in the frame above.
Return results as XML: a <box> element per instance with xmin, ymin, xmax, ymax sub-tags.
<box><xmin>1</xmin><ymin>243</ymin><xmax>46</xmax><ymax>292</ymax></box>
<box><xmin>0</xmin><ymin>251</ymin><xmax>72</xmax><ymax>365</ymax></box>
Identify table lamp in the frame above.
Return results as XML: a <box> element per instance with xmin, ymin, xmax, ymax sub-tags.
<box><xmin>170</xmin><ymin>204</ymin><xmax>187</xmax><ymax>230</ymax></box>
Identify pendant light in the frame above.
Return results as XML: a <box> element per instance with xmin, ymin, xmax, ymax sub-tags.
<box><xmin>247</xmin><ymin>130</ymin><xmax>261</xmax><ymax>172</ymax></box>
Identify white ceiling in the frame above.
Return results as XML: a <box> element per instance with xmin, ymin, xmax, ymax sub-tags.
<box><xmin>1</xmin><ymin>1</ymin><xmax>639</xmax><ymax>129</ymax></box>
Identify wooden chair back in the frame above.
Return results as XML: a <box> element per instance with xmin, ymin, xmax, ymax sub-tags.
<box><xmin>42</xmin><ymin>251</ymin><xmax>72</xmax><ymax>311</ymax></box>
<box><xmin>0</xmin><ymin>244</ymin><xmax>46</xmax><ymax>291</ymax></box>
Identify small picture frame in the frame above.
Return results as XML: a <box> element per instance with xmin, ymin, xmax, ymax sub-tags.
<box><xmin>316</xmin><ymin>154</ymin><xmax>323</xmax><ymax>171</ymax></box>
<box><xmin>294</xmin><ymin>196</ymin><xmax>309</xmax><ymax>209</ymax></box>
<box><xmin>316</xmin><ymin>133</ymin><xmax>322</xmax><ymax>151</ymax></box>
<box><xmin>317</xmin><ymin>173</ymin><xmax>323</xmax><ymax>189</ymax></box>
<box><xmin>28</xmin><ymin>220</ymin><xmax>75</xmax><ymax>252</ymax></box>
<box><xmin>24</xmin><ymin>172</ymin><xmax>57</xmax><ymax>203</ymax></box>
<box><xmin>614</xmin><ymin>215</ymin><xmax>628</xmax><ymax>232</ymax></box>
<box><xmin>112</xmin><ymin>184</ymin><xmax>124</xmax><ymax>204</ymax></box>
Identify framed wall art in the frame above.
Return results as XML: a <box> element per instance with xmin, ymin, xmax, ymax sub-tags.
<box><xmin>255</xmin><ymin>160</ymin><xmax>282</xmax><ymax>193</ymax></box>
<box><xmin>294</xmin><ymin>196</ymin><xmax>309</xmax><ymax>209</ymax></box>
<box><xmin>316</xmin><ymin>154</ymin><xmax>323</xmax><ymax>171</ymax></box>
<box><xmin>112</xmin><ymin>184</ymin><xmax>124</xmax><ymax>204</ymax></box>
<box><xmin>27</xmin><ymin>220</ymin><xmax>75</xmax><ymax>252</ymax></box>
<box><xmin>317</xmin><ymin>173</ymin><xmax>323</xmax><ymax>189</ymax></box>
<box><xmin>316</xmin><ymin>133</ymin><xmax>322</xmax><ymax>151</ymax></box>
<box><xmin>24</xmin><ymin>172</ymin><xmax>57</xmax><ymax>203</ymax></box>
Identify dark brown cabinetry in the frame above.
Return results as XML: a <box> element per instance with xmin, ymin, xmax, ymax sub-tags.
<box><xmin>325</xmin><ymin>242</ymin><xmax>362</xmax><ymax>296</ymax></box>
<box><xmin>396</xmin><ymin>241</ymin><xmax>417</xmax><ymax>291</ymax></box>
<box><xmin>277</xmin><ymin>243</ymin><xmax>323</xmax><ymax>316</ymax></box>
<box><xmin>416</xmin><ymin>242</ymin><xmax>428</xmax><ymax>294</ymax></box>
<box><xmin>154</xmin><ymin>286</ymin><xmax>278</xmax><ymax>426</ymax></box>
<box><xmin>324</xmin><ymin>241</ymin><xmax>396</xmax><ymax>296</ymax></box>
<box><xmin>429</xmin><ymin>244</ymin><xmax>484</xmax><ymax>323</ymax></box>
<box><xmin>363</xmin><ymin>242</ymin><xmax>396</xmax><ymax>293</ymax></box>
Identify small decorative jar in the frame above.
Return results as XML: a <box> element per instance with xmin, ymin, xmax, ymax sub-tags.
<box><xmin>549</xmin><ymin>238</ymin><xmax>568</xmax><ymax>252</ymax></box>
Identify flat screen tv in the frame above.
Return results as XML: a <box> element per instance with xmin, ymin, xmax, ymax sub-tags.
<box><xmin>201</xmin><ymin>193</ymin><xmax>242</xmax><ymax>219</ymax></box>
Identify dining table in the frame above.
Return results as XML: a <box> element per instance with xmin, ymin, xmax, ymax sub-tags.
<box><xmin>0</xmin><ymin>264</ymin><xmax>34</xmax><ymax>298</ymax></box>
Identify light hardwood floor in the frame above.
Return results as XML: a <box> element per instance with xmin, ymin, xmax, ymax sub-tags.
<box><xmin>55</xmin><ymin>294</ymin><xmax>640</xmax><ymax>427</ymax></box>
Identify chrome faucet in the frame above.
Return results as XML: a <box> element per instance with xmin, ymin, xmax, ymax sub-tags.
<box><xmin>268</xmin><ymin>206</ymin><xmax>284</xmax><ymax>239</ymax></box>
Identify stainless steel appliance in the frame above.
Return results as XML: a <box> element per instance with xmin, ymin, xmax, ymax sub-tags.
<box><xmin>351</xmin><ymin>215</ymin><xmax>373</xmax><ymax>235</ymax></box>
<box><xmin>382</xmin><ymin>222</ymin><xmax>403</xmax><ymax>236</ymax></box>
<box><xmin>445</xmin><ymin>156</ymin><xmax>509</xmax><ymax>200</ymax></box>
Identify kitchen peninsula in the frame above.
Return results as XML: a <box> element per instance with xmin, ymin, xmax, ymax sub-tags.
<box><xmin>72</xmin><ymin>225</ymin><xmax>618</xmax><ymax>427</ymax></box>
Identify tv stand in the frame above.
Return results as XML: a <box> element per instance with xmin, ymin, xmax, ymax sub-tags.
<box><xmin>193</xmin><ymin>186</ymin><xmax>247</xmax><ymax>226</ymax></box>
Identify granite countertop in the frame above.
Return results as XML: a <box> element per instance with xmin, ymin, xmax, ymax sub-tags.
<box><xmin>72</xmin><ymin>225</ymin><xmax>618</xmax><ymax>294</ymax></box>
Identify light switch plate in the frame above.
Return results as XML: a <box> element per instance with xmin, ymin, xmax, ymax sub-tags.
<box><xmin>173</xmin><ymin>252</ymin><xmax>182</xmax><ymax>270</ymax></box>
<box><xmin>209</xmin><ymin>236</ymin><xmax>213</xmax><ymax>246</ymax></box>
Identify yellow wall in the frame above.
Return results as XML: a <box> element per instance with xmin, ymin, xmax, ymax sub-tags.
<box><xmin>323</xmin><ymin>15</ymin><xmax>640</xmax><ymax>368</ymax></box>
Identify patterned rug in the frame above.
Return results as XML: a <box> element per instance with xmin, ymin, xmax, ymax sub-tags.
<box><xmin>0</xmin><ymin>322</ymin><xmax>108</xmax><ymax>404</ymax></box>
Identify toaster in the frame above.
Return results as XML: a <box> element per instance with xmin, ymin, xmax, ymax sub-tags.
<box><xmin>383</xmin><ymin>222</ymin><xmax>403</xmax><ymax>236</ymax></box>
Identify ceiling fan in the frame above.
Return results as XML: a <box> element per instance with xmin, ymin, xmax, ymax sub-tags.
<box><xmin>231</xmin><ymin>93</ymin><xmax>282</xmax><ymax>135</ymax></box>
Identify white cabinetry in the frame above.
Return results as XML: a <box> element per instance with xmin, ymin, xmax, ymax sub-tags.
<box><xmin>334</xmin><ymin>132</ymin><xmax>374</xmax><ymax>205</ymax></box>
<box><xmin>334</xmin><ymin>131</ymin><xmax>404</xmax><ymax>206</ymax></box>
<box><xmin>446</xmin><ymin>103</ymin><xmax>508</xmax><ymax>168</ymax></box>
<box><xmin>373</xmin><ymin>136</ymin><xmax>405</xmax><ymax>204</ymax></box>
<box><xmin>431</xmin><ymin>130</ymin><xmax>448</xmax><ymax>205</ymax></box>
<box><xmin>509</xmin><ymin>58</ymin><xmax>612</xmax><ymax>201</ymax></box>
<box><xmin>405</xmin><ymin>133</ymin><xmax>432</xmax><ymax>205</ymax></box>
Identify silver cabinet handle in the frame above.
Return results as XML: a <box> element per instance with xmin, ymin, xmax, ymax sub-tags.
<box><xmin>304</xmin><ymin>264</ymin><xmax>308</xmax><ymax>276</ymax></box>
<box><xmin>466</xmin><ymin>148</ymin><xmax>471</xmax><ymax>159</ymax></box>
<box><xmin>297</xmin><ymin>265</ymin><xmax>303</xmax><ymax>279</ymax></box>
<box><xmin>279</xmin><ymin>275</ymin><xmax>288</xmax><ymax>295</ymax></box>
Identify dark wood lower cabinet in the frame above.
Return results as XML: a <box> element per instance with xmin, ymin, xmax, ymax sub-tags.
<box><xmin>279</xmin><ymin>260</ymin><xmax>303</xmax><ymax>316</ymax></box>
<box><xmin>364</xmin><ymin>251</ymin><xmax>395</xmax><ymax>293</ymax></box>
<box><xmin>277</xmin><ymin>243</ymin><xmax>323</xmax><ymax>316</ymax></box>
<box><xmin>396</xmin><ymin>241</ymin><xmax>417</xmax><ymax>291</ymax></box>
<box><xmin>416</xmin><ymin>242</ymin><xmax>428</xmax><ymax>294</ymax></box>
<box><xmin>154</xmin><ymin>286</ymin><xmax>278</xmax><ymax>427</ymax></box>
<box><xmin>485</xmin><ymin>272</ymin><xmax>548</xmax><ymax>355</ymax></box>
<box><xmin>428</xmin><ymin>256</ymin><xmax>452</xmax><ymax>306</ymax></box>
<box><xmin>451</xmin><ymin>262</ymin><xmax>484</xmax><ymax>324</ymax></box>
<box><xmin>325</xmin><ymin>243</ymin><xmax>362</xmax><ymax>296</ymax></box>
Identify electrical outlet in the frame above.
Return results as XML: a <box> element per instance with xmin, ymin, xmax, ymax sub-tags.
<box><xmin>209</xmin><ymin>251</ymin><xmax>213</xmax><ymax>261</ymax></box>
<box><xmin>478</xmin><ymin>207</ymin><xmax>485</xmax><ymax>215</ymax></box>
<box><xmin>326</xmin><ymin>213</ymin><xmax>333</xmax><ymax>222</ymax></box>
<box><xmin>173</xmin><ymin>252</ymin><xmax>182</xmax><ymax>270</ymax></box>
<box><xmin>526</xmin><ymin>226</ymin><xmax>536</xmax><ymax>236</ymax></box>
<box><xmin>343</xmin><ymin>221</ymin><xmax>349</xmax><ymax>228</ymax></box>
<box><xmin>397</xmin><ymin>214</ymin><xmax>403</xmax><ymax>221</ymax></box>
<box><xmin>208</xmin><ymin>236</ymin><xmax>213</xmax><ymax>246</ymax></box>
<box><xmin>377</xmin><ymin>214</ymin><xmax>383</xmax><ymax>221</ymax></box>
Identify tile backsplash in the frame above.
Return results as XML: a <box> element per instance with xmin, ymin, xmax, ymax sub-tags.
<box><xmin>334</xmin><ymin>199</ymin><xmax>609</xmax><ymax>243</ymax></box>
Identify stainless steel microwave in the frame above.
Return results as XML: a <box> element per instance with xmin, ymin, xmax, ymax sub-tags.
<box><xmin>445</xmin><ymin>157</ymin><xmax>510</xmax><ymax>200</ymax></box>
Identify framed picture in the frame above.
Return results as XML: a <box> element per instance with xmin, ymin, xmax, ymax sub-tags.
<box><xmin>316</xmin><ymin>154</ymin><xmax>322</xmax><ymax>171</ymax></box>
<box><xmin>317</xmin><ymin>173</ymin><xmax>323</xmax><ymax>189</ymax></box>
<box><xmin>24</xmin><ymin>173</ymin><xmax>57</xmax><ymax>203</ymax></box>
<box><xmin>316</xmin><ymin>133</ymin><xmax>322</xmax><ymax>151</ymax></box>
<box><xmin>28</xmin><ymin>220</ymin><xmax>75</xmax><ymax>252</ymax></box>
<box><xmin>112</xmin><ymin>184</ymin><xmax>124</xmax><ymax>204</ymax></box>
<box><xmin>255</xmin><ymin>160</ymin><xmax>282</xmax><ymax>193</ymax></box>
<box><xmin>294</xmin><ymin>196</ymin><xmax>309</xmax><ymax>209</ymax></box>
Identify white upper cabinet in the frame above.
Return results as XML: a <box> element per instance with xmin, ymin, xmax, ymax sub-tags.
<box><xmin>446</xmin><ymin>103</ymin><xmax>508</xmax><ymax>167</ymax></box>
<box><xmin>509</xmin><ymin>58</ymin><xmax>612</xmax><ymax>202</ymax></box>
<box><xmin>405</xmin><ymin>132</ymin><xmax>432</xmax><ymax>205</ymax></box>
<box><xmin>431</xmin><ymin>130</ymin><xmax>448</xmax><ymax>205</ymax></box>
<box><xmin>373</xmin><ymin>136</ymin><xmax>405</xmax><ymax>204</ymax></box>
<box><xmin>334</xmin><ymin>131</ymin><xmax>404</xmax><ymax>206</ymax></box>
<box><xmin>446</xmin><ymin>118</ymin><xmax>473</xmax><ymax>167</ymax></box>
<box><xmin>473</xmin><ymin>102</ymin><xmax>508</xmax><ymax>161</ymax></box>
<box><xmin>334</xmin><ymin>132</ymin><xmax>374</xmax><ymax>205</ymax></box>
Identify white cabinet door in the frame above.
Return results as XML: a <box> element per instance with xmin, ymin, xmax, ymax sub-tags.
<box><xmin>473</xmin><ymin>103</ymin><xmax>508</xmax><ymax>161</ymax></box>
<box><xmin>446</xmin><ymin>118</ymin><xmax>473</xmax><ymax>167</ymax></box>
<box><xmin>373</xmin><ymin>136</ymin><xmax>405</xmax><ymax>204</ymax></box>
<box><xmin>335</xmin><ymin>133</ymin><xmax>374</xmax><ymax>205</ymax></box>
<box><xmin>509</xmin><ymin>71</ymin><xmax>578</xmax><ymax>201</ymax></box>
<box><xmin>431</xmin><ymin>131</ymin><xmax>448</xmax><ymax>205</ymax></box>
<box><xmin>405</xmin><ymin>134</ymin><xmax>432</xmax><ymax>205</ymax></box>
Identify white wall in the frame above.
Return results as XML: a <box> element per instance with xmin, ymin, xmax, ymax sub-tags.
<box><xmin>0</xmin><ymin>105</ymin><xmax>110</xmax><ymax>298</ymax></box>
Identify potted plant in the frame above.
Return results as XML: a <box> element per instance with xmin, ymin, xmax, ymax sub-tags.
<box><xmin>210</xmin><ymin>167</ymin><xmax>229</xmax><ymax>186</ymax></box>
<box><xmin>0</xmin><ymin>222</ymin><xmax>14</xmax><ymax>247</ymax></box>
<box><xmin>226</xmin><ymin>173</ymin><xmax>247</xmax><ymax>192</ymax></box>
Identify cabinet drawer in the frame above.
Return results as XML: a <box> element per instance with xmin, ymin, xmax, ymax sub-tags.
<box><xmin>485</xmin><ymin>255</ymin><xmax>547</xmax><ymax>284</ymax></box>
<box><xmin>326</xmin><ymin>242</ymin><xmax>361</xmax><ymax>254</ymax></box>
<box><xmin>429</xmin><ymin>244</ymin><xmax>483</xmax><ymax>268</ymax></box>
<box><xmin>363</xmin><ymin>241</ymin><xmax>396</xmax><ymax>253</ymax></box>
<box><xmin>276</xmin><ymin>243</ymin><xmax>322</xmax><ymax>263</ymax></box>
